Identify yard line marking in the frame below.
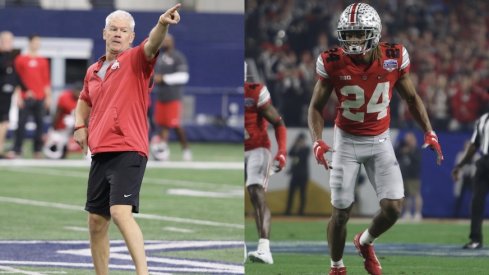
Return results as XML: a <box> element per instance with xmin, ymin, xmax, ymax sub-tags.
<box><xmin>0</xmin><ymin>196</ymin><xmax>243</xmax><ymax>229</ymax></box>
<box><xmin>0</xmin><ymin>159</ymin><xmax>242</xmax><ymax>170</ymax></box>
<box><xmin>1</xmin><ymin>167</ymin><xmax>238</xmax><ymax>190</ymax></box>
<box><xmin>163</xmin><ymin>227</ymin><xmax>194</xmax><ymax>233</ymax></box>
<box><xmin>167</xmin><ymin>188</ymin><xmax>242</xmax><ymax>198</ymax></box>
<box><xmin>0</xmin><ymin>265</ymin><xmax>44</xmax><ymax>275</ymax></box>
<box><xmin>63</xmin><ymin>226</ymin><xmax>88</xmax><ymax>232</ymax></box>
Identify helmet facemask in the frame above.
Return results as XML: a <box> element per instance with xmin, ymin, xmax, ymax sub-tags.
<box><xmin>337</xmin><ymin>28</ymin><xmax>378</xmax><ymax>55</ymax></box>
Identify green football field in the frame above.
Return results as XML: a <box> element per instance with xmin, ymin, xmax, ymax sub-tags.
<box><xmin>0</xmin><ymin>142</ymin><xmax>244</xmax><ymax>274</ymax></box>
<box><xmin>245</xmin><ymin>218</ymin><xmax>489</xmax><ymax>274</ymax></box>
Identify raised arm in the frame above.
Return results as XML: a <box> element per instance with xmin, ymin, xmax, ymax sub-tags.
<box><xmin>143</xmin><ymin>3</ymin><xmax>181</xmax><ymax>61</ymax></box>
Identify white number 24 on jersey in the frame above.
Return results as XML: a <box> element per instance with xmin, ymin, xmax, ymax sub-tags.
<box><xmin>340</xmin><ymin>82</ymin><xmax>390</xmax><ymax>122</ymax></box>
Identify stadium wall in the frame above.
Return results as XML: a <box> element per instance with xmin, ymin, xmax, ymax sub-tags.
<box><xmin>0</xmin><ymin>8</ymin><xmax>243</xmax><ymax>88</ymax></box>
<box><xmin>0</xmin><ymin>8</ymin><xmax>244</xmax><ymax>142</ymax></box>
<box><xmin>259</xmin><ymin>128</ymin><xmax>486</xmax><ymax>218</ymax></box>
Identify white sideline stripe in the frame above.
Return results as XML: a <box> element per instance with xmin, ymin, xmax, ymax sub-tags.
<box><xmin>166</xmin><ymin>188</ymin><xmax>243</xmax><ymax>198</ymax></box>
<box><xmin>0</xmin><ymin>261</ymin><xmax>243</xmax><ymax>274</ymax></box>
<box><xmin>0</xmin><ymin>196</ymin><xmax>243</xmax><ymax>229</ymax></box>
<box><xmin>63</xmin><ymin>226</ymin><xmax>88</xmax><ymax>232</ymax></box>
<box><xmin>163</xmin><ymin>227</ymin><xmax>194</xmax><ymax>233</ymax></box>
<box><xmin>0</xmin><ymin>265</ymin><xmax>44</xmax><ymax>275</ymax></box>
<box><xmin>0</xmin><ymin>159</ymin><xmax>242</xmax><ymax>170</ymax></box>
<box><xmin>2</xmin><ymin>167</ymin><xmax>238</xmax><ymax>189</ymax></box>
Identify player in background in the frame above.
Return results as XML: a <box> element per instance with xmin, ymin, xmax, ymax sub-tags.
<box><xmin>43</xmin><ymin>82</ymin><xmax>82</xmax><ymax>159</ymax></box>
<box><xmin>10</xmin><ymin>34</ymin><xmax>51</xmax><ymax>159</ymax></box>
<box><xmin>245</xmin><ymin>62</ymin><xmax>287</xmax><ymax>264</ymax></box>
<box><xmin>308</xmin><ymin>3</ymin><xmax>443</xmax><ymax>275</ymax></box>
<box><xmin>0</xmin><ymin>31</ymin><xmax>23</xmax><ymax>158</ymax></box>
<box><xmin>150</xmin><ymin>34</ymin><xmax>191</xmax><ymax>161</ymax></box>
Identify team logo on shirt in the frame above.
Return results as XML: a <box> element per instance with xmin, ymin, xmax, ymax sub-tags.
<box><xmin>111</xmin><ymin>60</ymin><xmax>120</xmax><ymax>70</ymax></box>
<box><xmin>339</xmin><ymin>75</ymin><xmax>352</xmax><ymax>80</ymax></box>
<box><xmin>383</xmin><ymin>59</ymin><xmax>398</xmax><ymax>72</ymax></box>
<box><xmin>244</xmin><ymin>97</ymin><xmax>255</xmax><ymax>107</ymax></box>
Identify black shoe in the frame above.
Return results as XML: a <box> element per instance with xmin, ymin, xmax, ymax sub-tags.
<box><xmin>463</xmin><ymin>241</ymin><xmax>482</xmax><ymax>249</ymax></box>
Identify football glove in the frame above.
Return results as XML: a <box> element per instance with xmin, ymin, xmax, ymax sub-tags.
<box><xmin>272</xmin><ymin>151</ymin><xmax>286</xmax><ymax>173</ymax></box>
<box><xmin>422</xmin><ymin>131</ymin><xmax>444</xmax><ymax>165</ymax></box>
<box><xmin>313</xmin><ymin>140</ymin><xmax>333</xmax><ymax>170</ymax></box>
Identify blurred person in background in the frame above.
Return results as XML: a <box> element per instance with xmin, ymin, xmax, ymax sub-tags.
<box><xmin>245</xmin><ymin>63</ymin><xmax>287</xmax><ymax>264</ymax></box>
<box><xmin>8</xmin><ymin>34</ymin><xmax>51</xmax><ymax>159</ymax></box>
<box><xmin>395</xmin><ymin>131</ymin><xmax>422</xmax><ymax>222</ymax></box>
<box><xmin>308</xmin><ymin>3</ymin><xmax>443</xmax><ymax>274</ymax></box>
<box><xmin>453</xmin><ymin>140</ymin><xmax>478</xmax><ymax>218</ymax></box>
<box><xmin>285</xmin><ymin>132</ymin><xmax>310</xmax><ymax>216</ymax></box>
<box><xmin>246</xmin><ymin>0</ymin><xmax>489</xmax><ymax>128</ymax></box>
<box><xmin>42</xmin><ymin>82</ymin><xmax>82</xmax><ymax>159</ymax></box>
<box><xmin>150</xmin><ymin>33</ymin><xmax>191</xmax><ymax>161</ymax></box>
<box><xmin>0</xmin><ymin>31</ymin><xmax>23</xmax><ymax>158</ymax></box>
<box><xmin>452</xmin><ymin>111</ymin><xmax>489</xmax><ymax>249</ymax></box>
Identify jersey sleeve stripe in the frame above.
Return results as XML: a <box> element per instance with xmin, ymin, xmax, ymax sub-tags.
<box><xmin>400</xmin><ymin>46</ymin><xmax>410</xmax><ymax>70</ymax></box>
<box><xmin>257</xmin><ymin>86</ymin><xmax>271</xmax><ymax>107</ymax></box>
<box><xmin>316</xmin><ymin>55</ymin><xmax>329</xmax><ymax>78</ymax></box>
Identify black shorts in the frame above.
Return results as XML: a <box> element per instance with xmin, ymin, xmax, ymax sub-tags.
<box><xmin>85</xmin><ymin>151</ymin><xmax>147</xmax><ymax>216</ymax></box>
<box><xmin>0</xmin><ymin>93</ymin><xmax>12</xmax><ymax>121</ymax></box>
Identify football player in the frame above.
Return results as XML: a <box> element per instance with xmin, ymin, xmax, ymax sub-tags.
<box><xmin>245</xmin><ymin>62</ymin><xmax>287</xmax><ymax>264</ymax></box>
<box><xmin>43</xmin><ymin>82</ymin><xmax>82</xmax><ymax>159</ymax></box>
<box><xmin>308</xmin><ymin>3</ymin><xmax>443</xmax><ymax>275</ymax></box>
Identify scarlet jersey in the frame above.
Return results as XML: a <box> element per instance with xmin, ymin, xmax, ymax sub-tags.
<box><xmin>244</xmin><ymin>82</ymin><xmax>272</xmax><ymax>151</ymax></box>
<box><xmin>316</xmin><ymin>42</ymin><xmax>410</xmax><ymax>136</ymax></box>
<box><xmin>53</xmin><ymin>90</ymin><xmax>77</xmax><ymax>130</ymax></box>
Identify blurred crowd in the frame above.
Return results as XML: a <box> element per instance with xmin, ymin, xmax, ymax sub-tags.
<box><xmin>245</xmin><ymin>0</ymin><xmax>489</xmax><ymax>130</ymax></box>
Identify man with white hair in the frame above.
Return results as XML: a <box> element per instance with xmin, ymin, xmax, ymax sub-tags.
<box><xmin>73</xmin><ymin>5</ymin><xmax>181</xmax><ymax>275</ymax></box>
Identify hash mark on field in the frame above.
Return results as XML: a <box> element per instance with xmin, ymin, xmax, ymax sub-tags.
<box><xmin>0</xmin><ymin>265</ymin><xmax>43</xmax><ymax>275</ymax></box>
<box><xmin>163</xmin><ymin>227</ymin><xmax>194</xmax><ymax>233</ymax></box>
<box><xmin>166</xmin><ymin>188</ymin><xmax>243</xmax><ymax>198</ymax></box>
<box><xmin>63</xmin><ymin>226</ymin><xmax>88</xmax><ymax>232</ymax></box>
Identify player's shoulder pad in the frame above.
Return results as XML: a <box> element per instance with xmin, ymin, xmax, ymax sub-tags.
<box><xmin>244</xmin><ymin>82</ymin><xmax>263</xmax><ymax>93</ymax></box>
<box><xmin>379</xmin><ymin>42</ymin><xmax>404</xmax><ymax>59</ymax></box>
<box><xmin>321</xmin><ymin>47</ymin><xmax>343</xmax><ymax>63</ymax></box>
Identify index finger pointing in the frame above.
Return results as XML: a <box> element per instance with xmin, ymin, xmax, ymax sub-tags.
<box><xmin>168</xmin><ymin>3</ymin><xmax>181</xmax><ymax>12</ymax></box>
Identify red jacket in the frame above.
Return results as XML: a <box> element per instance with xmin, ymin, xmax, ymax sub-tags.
<box><xmin>79</xmin><ymin>40</ymin><xmax>157</xmax><ymax>157</ymax></box>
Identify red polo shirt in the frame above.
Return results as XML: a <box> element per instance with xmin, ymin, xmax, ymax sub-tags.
<box><xmin>79</xmin><ymin>40</ymin><xmax>157</xmax><ymax>157</ymax></box>
<box><xmin>14</xmin><ymin>55</ymin><xmax>51</xmax><ymax>100</ymax></box>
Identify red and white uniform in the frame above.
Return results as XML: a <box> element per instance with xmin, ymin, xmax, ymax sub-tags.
<box><xmin>316</xmin><ymin>43</ymin><xmax>409</xmax><ymax>208</ymax></box>
<box><xmin>53</xmin><ymin>90</ymin><xmax>77</xmax><ymax>130</ymax></box>
<box><xmin>244</xmin><ymin>82</ymin><xmax>272</xmax><ymax>188</ymax></box>
<box><xmin>244</xmin><ymin>82</ymin><xmax>272</xmax><ymax>151</ymax></box>
<box><xmin>317</xmin><ymin>42</ymin><xmax>410</xmax><ymax>136</ymax></box>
